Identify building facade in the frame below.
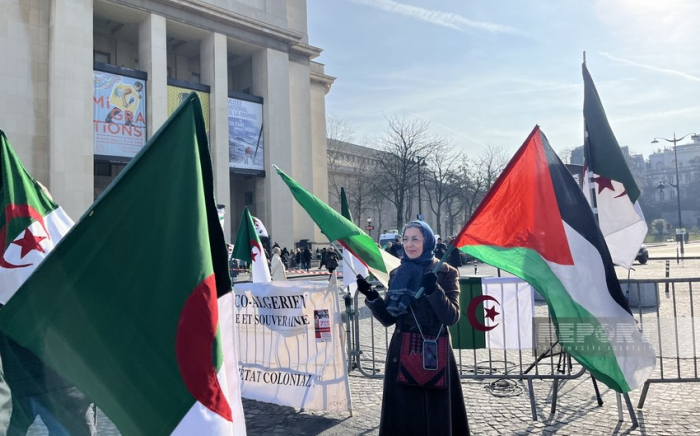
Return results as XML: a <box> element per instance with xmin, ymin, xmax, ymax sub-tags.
<box><xmin>2</xmin><ymin>0</ymin><xmax>334</xmax><ymax>249</ymax></box>
<box><xmin>327</xmin><ymin>139</ymin><xmax>439</xmax><ymax>241</ymax></box>
<box><xmin>646</xmin><ymin>137</ymin><xmax>700</xmax><ymax>228</ymax></box>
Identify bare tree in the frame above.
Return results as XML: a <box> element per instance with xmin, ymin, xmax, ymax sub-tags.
<box><xmin>326</xmin><ymin>115</ymin><xmax>355</xmax><ymax>203</ymax></box>
<box><xmin>459</xmin><ymin>144</ymin><xmax>509</xmax><ymax>224</ymax></box>
<box><xmin>345</xmin><ymin>162</ymin><xmax>375</xmax><ymax>227</ymax></box>
<box><xmin>372</xmin><ymin>116</ymin><xmax>441</xmax><ymax>230</ymax></box>
<box><xmin>423</xmin><ymin>143</ymin><xmax>462</xmax><ymax>236</ymax></box>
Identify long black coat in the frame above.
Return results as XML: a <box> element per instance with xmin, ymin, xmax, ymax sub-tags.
<box><xmin>366</xmin><ymin>259</ymin><xmax>469</xmax><ymax>436</ymax></box>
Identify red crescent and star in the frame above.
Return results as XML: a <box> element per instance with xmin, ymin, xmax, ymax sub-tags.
<box><xmin>467</xmin><ymin>295</ymin><xmax>501</xmax><ymax>332</ymax></box>
<box><xmin>0</xmin><ymin>204</ymin><xmax>50</xmax><ymax>269</ymax></box>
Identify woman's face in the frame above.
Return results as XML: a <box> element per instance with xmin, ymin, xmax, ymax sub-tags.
<box><xmin>402</xmin><ymin>227</ymin><xmax>424</xmax><ymax>259</ymax></box>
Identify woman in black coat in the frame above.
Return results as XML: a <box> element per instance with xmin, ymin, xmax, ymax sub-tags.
<box><xmin>356</xmin><ymin>221</ymin><xmax>469</xmax><ymax>436</ymax></box>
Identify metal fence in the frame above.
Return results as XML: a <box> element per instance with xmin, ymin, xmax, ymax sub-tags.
<box><xmin>343</xmin><ymin>276</ymin><xmax>700</xmax><ymax>420</ymax></box>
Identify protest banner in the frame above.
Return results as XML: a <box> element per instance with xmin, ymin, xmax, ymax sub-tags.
<box><xmin>232</xmin><ymin>279</ymin><xmax>351</xmax><ymax>412</ymax></box>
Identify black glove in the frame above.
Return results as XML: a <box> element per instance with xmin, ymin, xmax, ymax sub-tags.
<box><xmin>421</xmin><ymin>272</ymin><xmax>438</xmax><ymax>296</ymax></box>
<box><xmin>356</xmin><ymin>275</ymin><xmax>379</xmax><ymax>300</ymax></box>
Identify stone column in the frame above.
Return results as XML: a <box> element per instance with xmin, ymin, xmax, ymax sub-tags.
<box><xmin>288</xmin><ymin>61</ymin><xmax>315</xmax><ymax>243</ymax></box>
<box><xmin>138</xmin><ymin>13</ymin><xmax>168</xmax><ymax>137</ymax></box>
<box><xmin>201</xmin><ymin>33</ymin><xmax>230</xmax><ymax>241</ymax></box>
<box><xmin>252</xmin><ymin>48</ymin><xmax>296</xmax><ymax>249</ymax></box>
<box><xmin>48</xmin><ymin>0</ymin><xmax>93</xmax><ymax>217</ymax></box>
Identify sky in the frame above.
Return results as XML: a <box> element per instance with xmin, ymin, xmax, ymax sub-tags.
<box><xmin>307</xmin><ymin>0</ymin><xmax>700</xmax><ymax>160</ymax></box>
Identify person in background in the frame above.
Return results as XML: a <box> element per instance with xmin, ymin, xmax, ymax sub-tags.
<box><xmin>294</xmin><ymin>249</ymin><xmax>301</xmax><ymax>269</ymax></box>
<box><xmin>281</xmin><ymin>247</ymin><xmax>290</xmax><ymax>268</ymax></box>
<box><xmin>434</xmin><ymin>237</ymin><xmax>447</xmax><ymax>260</ymax></box>
<box><xmin>389</xmin><ymin>237</ymin><xmax>403</xmax><ymax>258</ymax></box>
<box><xmin>324</xmin><ymin>246</ymin><xmax>340</xmax><ymax>279</ymax></box>
<box><xmin>356</xmin><ymin>221</ymin><xmax>469</xmax><ymax>435</ymax></box>
<box><xmin>445</xmin><ymin>236</ymin><xmax>462</xmax><ymax>269</ymax></box>
<box><xmin>384</xmin><ymin>241</ymin><xmax>393</xmax><ymax>255</ymax></box>
<box><xmin>319</xmin><ymin>247</ymin><xmax>328</xmax><ymax>270</ymax></box>
<box><xmin>302</xmin><ymin>246</ymin><xmax>312</xmax><ymax>272</ymax></box>
<box><xmin>270</xmin><ymin>247</ymin><xmax>287</xmax><ymax>281</ymax></box>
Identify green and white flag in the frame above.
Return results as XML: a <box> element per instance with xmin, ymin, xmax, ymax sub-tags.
<box><xmin>232</xmin><ymin>207</ymin><xmax>271</xmax><ymax>283</ymax></box>
<box><xmin>0</xmin><ymin>131</ymin><xmax>73</xmax><ymax>304</ymax></box>
<box><xmin>275</xmin><ymin>167</ymin><xmax>398</xmax><ymax>287</ymax></box>
<box><xmin>0</xmin><ymin>95</ymin><xmax>245</xmax><ymax>435</ymax></box>
<box><xmin>450</xmin><ymin>277</ymin><xmax>534</xmax><ymax>350</ymax></box>
<box><xmin>582</xmin><ymin>63</ymin><xmax>647</xmax><ymax>269</ymax></box>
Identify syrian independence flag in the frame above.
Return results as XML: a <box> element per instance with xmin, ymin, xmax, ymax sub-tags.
<box><xmin>0</xmin><ymin>94</ymin><xmax>245</xmax><ymax>435</ymax></box>
<box><xmin>582</xmin><ymin>63</ymin><xmax>647</xmax><ymax>269</ymax></box>
<box><xmin>232</xmin><ymin>207</ymin><xmax>271</xmax><ymax>283</ymax></box>
<box><xmin>340</xmin><ymin>187</ymin><xmax>368</xmax><ymax>295</ymax></box>
<box><xmin>274</xmin><ymin>166</ymin><xmax>399</xmax><ymax>288</ymax></box>
<box><xmin>454</xmin><ymin>126</ymin><xmax>655</xmax><ymax>393</ymax></box>
<box><xmin>0</xmin><ymin>131</ymin><xmax>73</xmax><ymax>304</ymax></box>
<box><xmin>452</xmin><ymin>277</ymin><xmax>534</xmax><ymax>350</ymax></box>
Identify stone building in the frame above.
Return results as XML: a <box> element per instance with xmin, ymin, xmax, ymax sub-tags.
<box><xmin>327</xmin><ymin>139</ymin><xmax>439</xmax><ymax>241</ymax></box>
<box><xmin>646</xmin><ymin>136</ymin><xmax>700</xmax><ymax>228</ymax></box>
<box><xmin>2</xmin><ymin>0</ymin><xmax>334</xmax><ymax>248</ymax></box>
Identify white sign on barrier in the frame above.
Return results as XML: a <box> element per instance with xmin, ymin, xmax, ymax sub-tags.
<box><xmin>231</xmin><ymin>278</ymin><xmax>351</xmax><ymax>412</ymax></box>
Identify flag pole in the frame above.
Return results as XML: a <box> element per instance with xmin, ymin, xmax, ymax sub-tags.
<box><xmin>583</xmin><ymin>51</ymin><xmax>600</xmax><ymax>226</ymax></box>
<box><xmin>414</xmin><ymin>241</ymin><xmax>456</xmax><ymax>299</ymax></box>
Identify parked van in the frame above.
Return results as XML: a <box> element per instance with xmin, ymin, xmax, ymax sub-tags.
<box><xmin>379</xmin><ymin>231</ymin><xmax>401</xmax><ymax>249</ymax></box>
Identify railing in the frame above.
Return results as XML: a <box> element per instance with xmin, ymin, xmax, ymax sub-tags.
<box><xmin>343</xmin><ymin>276</ymin><xmax>700</xmax><ymax>419</ymax></box>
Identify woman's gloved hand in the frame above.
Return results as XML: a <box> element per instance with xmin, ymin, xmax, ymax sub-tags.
<box><xmin>421</xmin><ymin>272</ymin><xmax>439</xmax><ymax>296</ymax></box>
<box><xmin>356</xmin><ymin>275</ymin><xmax>379</xmax><ymax>300</ymax></box>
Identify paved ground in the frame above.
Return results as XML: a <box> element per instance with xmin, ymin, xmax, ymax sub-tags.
<box><xmin>26</xmin><ymin>242</ymin><xmax>700</xmax><ymax>435</ymax></box>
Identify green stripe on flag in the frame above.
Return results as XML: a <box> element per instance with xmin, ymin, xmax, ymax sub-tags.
<box><xmin>450</xmin><ymin>277</ymin><xmax>486</xmax><ymax>349</ymax></box>
<box><xmin>1</xmin><ymin>131</ymin><xmax>57</xmax><ymax>251</ymax></box>
<box><xmin>275</xmin><ymin>167</ymin><xmax>387</xmax><ymax>274</ymax></box>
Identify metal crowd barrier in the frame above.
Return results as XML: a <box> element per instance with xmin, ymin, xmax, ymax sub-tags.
<box><xmin>342</xmin><ymin>276</ymin><xmax>700</xmax><ymax>420</ymax></box>
<box><xmin>620</xmin><ymin>278</ymin><xmax>700</xmax><ymax>408</ymax></box>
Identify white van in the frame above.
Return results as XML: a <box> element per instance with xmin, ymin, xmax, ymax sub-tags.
<box><xmin>378</xmin><ymin>231</ymin><xmax>401</xmax><ymax>249</ymax></box>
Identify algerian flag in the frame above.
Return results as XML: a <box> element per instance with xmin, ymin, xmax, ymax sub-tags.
<box><xmin>0</xmin><ymin>94</ymin><xmax>245</xmax><ymax>435</ymax></box>
<box><xmin>582</xmin><ymin>63</ymin><xmax>647</xmax><ymax>269</ymax></box>
<box><xmin>232</xmin><ymin>207</ymin><xmax>271</xmax><ymax>283</ymax></box>
<box><xmin>1</xmin><ymin>131</ymin><xmax>73</xmax><ymax>304</ymax></box>
<box><xmin>0</xmin><ymin>131</ymin><xmax>87</xmax><ymax>434</ymax></box>
<box><xmin>453</xmin><ymin>126</ymin><xmax>655</xmax><ymax>393</ymax></box>
<box><xmin>340</xmin><ymin>187</ymin><xmax>368</xmax><ymax>295</ymax></box>
<box><xmin>251</xmin><ymin>216</ymin><xmax>268</xmax><ymax>238</ymax></box>
<box><xmin>450</xmin><ymin>277</ymin><xmax>534</xmax><ymax>350</ymax></box>
<box><xmin>274</xmin><ymin>166</ymin><xmax>398</xmax><ymax>288</ymax></box>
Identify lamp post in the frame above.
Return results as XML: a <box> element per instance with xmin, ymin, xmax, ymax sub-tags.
<box><xmin>651</xmin><ymin>132</ymin><xmax>698</xmax><ymax>258</ymax></box>
<box><xmin>365</xmin><ymin>216</ymin><xmax>374</xmax><ymax>240</ymax></box>
<box><xmin>417</xmin><ymin>158</ymin><xmax>426</xmax><ymax>221</ymax></box>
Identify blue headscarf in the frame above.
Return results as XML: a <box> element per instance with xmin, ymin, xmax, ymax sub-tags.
<box><xmin>386</xmin><ymin>221</ymin><xmax>436</xmax><ymax>317</ymax></box>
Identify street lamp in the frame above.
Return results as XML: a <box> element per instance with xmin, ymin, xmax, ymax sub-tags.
<box><xmin>365</xmin><ymin>216</ymin><xmax>374</xmax><ymax>240</ymax></box>
<box><xmin>417</xmin><ymin>158</ymin><xmax>427</xmax><ymax>221</ymax></box>
<box><xmin>651</xmin><ymin>132</ymin><xmax>698</xmax><ymax>258</ymax></box>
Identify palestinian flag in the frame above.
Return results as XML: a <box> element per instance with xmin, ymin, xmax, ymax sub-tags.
<box><xmin>340</xmin><ymin>187</ymin><xmax>368</xmax><ymax>294</ymax></box>
<box><xmin>274</xmin><ymin>166</ymin><xmax>399</xmax><ymax>287</ymax></box>
<box><xmin>454</xmin><ymin>126</ymin><xmax>655</xmax><ymax>392</ymax></box>
<box><xmin>0</xmin><ymin>94</ymin><xmax>244</xmax><ymax>435</ymax></box>
<box><xmin>232</xmin><ymin>207</ymin><xmax>271</xmax><ymax>283</ymax></box>
<box><xmin>582</xmin><ymin>63</ymin><xmax>647</xmax><ymax>269</ymax></box>
<box><xmin>0</xmin><ymin>131</ymin><xmax>73</xmax><ymax>304</ymax></box>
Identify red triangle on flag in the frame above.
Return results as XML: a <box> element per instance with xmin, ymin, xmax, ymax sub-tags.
<box><xmin>454</xmin><ymin>126</ymin><xmax>574</xmax><ymax>266</ymax></box>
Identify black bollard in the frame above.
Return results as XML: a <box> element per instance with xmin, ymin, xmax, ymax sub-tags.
<box><xmin>343</xmin><ymin>292</ymin><xmax>354</xmax><ymax>371</ymax></box>
<box><xmin>665</xmin><ymin>260</ymin><xmax>670</xmax><ymax>294</ymax></box>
